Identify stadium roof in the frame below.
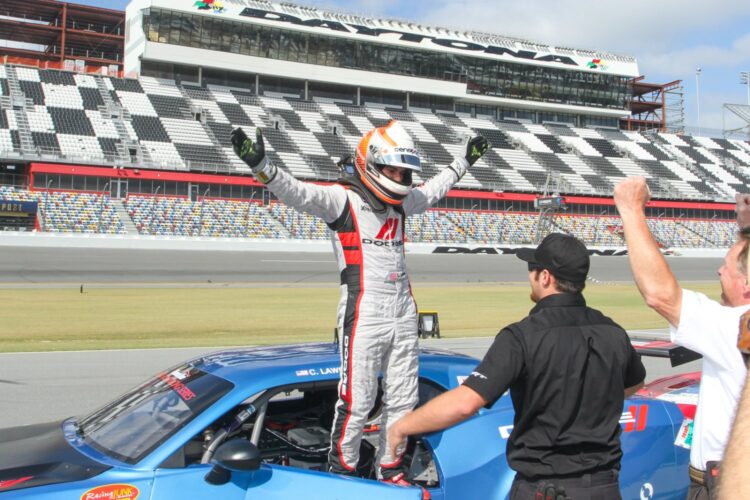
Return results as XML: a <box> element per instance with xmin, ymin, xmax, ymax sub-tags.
<box><xmin>287</xmin><ymin>0</ymin><xmax>637</xmax><ymax>64</ymax></box>
<box><xmin>126</xmin><ymin>0</ymin><xmax>639</xmax><ymax>78</ymax></box>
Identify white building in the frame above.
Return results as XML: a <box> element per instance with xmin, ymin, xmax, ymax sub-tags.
<box><xmin>124</xmin><ymin>0</ymin><xmax>638</xmax><ymax>128</ymax></box>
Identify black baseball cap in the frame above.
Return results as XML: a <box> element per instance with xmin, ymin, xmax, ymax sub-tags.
<box><xmin>517</xmin><ymin>233</ymin><xmax>590</xmax><ymax>283</ymax></box>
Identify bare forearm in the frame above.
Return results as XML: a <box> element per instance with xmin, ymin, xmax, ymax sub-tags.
<box><xmin>718</xmin><ymin>370</ymin><xmax>750</xmax><ymax>499</ymax></box>
<box><xmin>395</xmin><ymin>388</ymin><xmax>479</xmax><ymax>437</ymax></box>
<box><xmin>619</xmin><ymin>209</ymin><xmax>682</xmax><ymax>327</ymax></box>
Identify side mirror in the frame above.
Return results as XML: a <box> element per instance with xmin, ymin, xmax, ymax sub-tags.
<box><xmin>204</xmin><ymin>439</ymin><xmax>261</xmax><ymax>485</ymax></box>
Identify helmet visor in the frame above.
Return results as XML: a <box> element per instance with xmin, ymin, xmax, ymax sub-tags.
<box><xmin>378</xmin><ymin>153</ymin><xmax>421</xmax><ymax>171</ymax></box>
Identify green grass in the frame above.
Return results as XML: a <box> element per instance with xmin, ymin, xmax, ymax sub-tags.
<box><xmin>0</xmin><ymin>282</ymin><xmax>721</xmax><ymax>352</ymax></box>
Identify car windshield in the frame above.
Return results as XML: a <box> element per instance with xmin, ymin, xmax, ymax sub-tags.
<box><xmin>77</xmin><ymin>364</ymin><xmax>233</xmax><ymax>464</ymax></box>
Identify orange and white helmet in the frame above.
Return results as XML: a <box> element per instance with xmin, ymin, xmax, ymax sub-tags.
<box><xmin>354</xmin><ymin>120</ymin><xmax>421</xmax><ymax>205</ymax></box>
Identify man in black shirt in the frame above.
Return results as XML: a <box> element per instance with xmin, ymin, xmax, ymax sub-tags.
<box><xmin>388</xmin><ymin>233</ymin><xmax>646</xmax><ymax>500</ymax></box>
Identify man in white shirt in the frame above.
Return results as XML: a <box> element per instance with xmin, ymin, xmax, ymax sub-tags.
<box><xmin>614</xmin><ymin>177</ymin><xmax>749</xmax><ymax>500</ymax></box>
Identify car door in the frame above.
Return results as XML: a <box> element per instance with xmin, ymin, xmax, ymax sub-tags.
<box><xmin>425</xmin><ymin>405</ymin><xmax>516</xmax><ymax>500</ymax></box>
<box><xmin>241</xmin><ymin>464</ymin><xmax>423</xmax><ymax>500</ymax></box>
<box><xmin>151</xmin><ymin>465</ymin><xmax>248</xmax><ymax>500</ymax></box>
<box><xmin>150</xmin><ymin>463</ymin><xmax>422</xmax><ymax>500</ymax></box>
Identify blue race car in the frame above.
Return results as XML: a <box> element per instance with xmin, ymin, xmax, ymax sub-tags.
<box><xmin>0</xmin><ymin>343</ymin><xmax>690</xmax><ymax>499</ymax></box>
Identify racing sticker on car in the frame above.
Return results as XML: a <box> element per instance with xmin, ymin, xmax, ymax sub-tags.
<box><xmin>621</xmin><ymin>405</ymin><xmax>648</xmax><ymax>432</ymax></box>
<box><xmin>498</xmin><ymin>425</ymin><xmax>513</xmax><ymax>439</ymax></box>
<box><xmin>674</xmin><ymin>418</ymin><xmax>693</xmax><ymax>449</ymax></box>
<box><xmin>0</xmin><ymin>476</ymin><xmax>32</xmax><ymax>489</ymax></box>
<box><xmin>296</xmin><ymin>366</ymin><xmax>340</xmax><ymax>377</ymax></box>
<box><xmin>640</xmin><ymin>482</ymin><xmax>654</xmax><ymax>500</ymax></box>
<box><xmin>157</xmin><ymin>372</ymin><xmax>196</xmax><ymax>401</ymax></box>
<box><xmin>80</xmin><ymin>484</ymin><xmax>139</xmax><ymax>500</ymax></box>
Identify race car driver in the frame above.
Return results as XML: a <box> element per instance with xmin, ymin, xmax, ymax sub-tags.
<box><xmin>231</xmin><ymin>121</ymin><xmax>488</xmax><ymax>490</ymax></box>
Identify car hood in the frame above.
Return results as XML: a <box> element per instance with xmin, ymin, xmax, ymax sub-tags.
<box><xmin>0</xmin><ymin>421</ymin><xmax>111</xmax><ymax>493</ymax></box>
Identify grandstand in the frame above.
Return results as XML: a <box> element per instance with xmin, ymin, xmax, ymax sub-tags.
<box><xmin>0</xmin><ymin>0</ymin><xmax>746</xmax><ymax>248</ymax></box>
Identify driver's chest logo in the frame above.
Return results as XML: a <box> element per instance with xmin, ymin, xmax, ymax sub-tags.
<box><xmin>375</xmin><ymin>218</ymin><xmax>399</xmax><ymax>241</ymax></box>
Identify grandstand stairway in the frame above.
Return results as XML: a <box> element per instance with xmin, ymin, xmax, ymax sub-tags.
<box><xmin>114</xmin><ymin>199</ymin><xmax>137</xmax><ymax>234</ymax></box>
<box><xmin>95</xmin><ymin>76</ymin><xmax>138</xmax><ymax>164</ymax></box>
<box><xmin>5</xmin><ymin>66</ymin><xmax>35</xmax><ymax>154</ymax></box>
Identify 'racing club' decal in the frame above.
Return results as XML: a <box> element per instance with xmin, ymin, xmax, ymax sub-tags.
<box><xmin>81</xmin><ymin>484</ymin><xmax>139</xmax><ymax>500</ymax></box>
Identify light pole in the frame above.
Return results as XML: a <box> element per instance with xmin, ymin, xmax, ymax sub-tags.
<box><xmin>198</xmin><ymin>187</ymin><xmax>210</xmax><ymax>237</ymax></box>
<box><xmin>97</xmin><ymin>181</ymin><xmax>110</xmax><ymax>233</ymax></box>
<box><xmin>741</xmin><ymin>71</ymin><xmax>750</xmax><ymax>106</ymax></box>
<box><xmin>43</xmin><ymin>179</ymin><xmax>54</xmax><ymax>232</ymax></box>
<box><xmin>149</xmin><ymin>185</ymin><xmax>162</xmax><ymax>235</ymax></box>
<box><xmin>695</xmin><ymin>67</ymin><xmax>702</xmax><ymax>137</ymax></box>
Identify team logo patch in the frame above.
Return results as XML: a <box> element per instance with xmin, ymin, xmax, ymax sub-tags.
<box><xmin>81</xmin><ymin>484</ymin><xmax>139</xmax><ymax>500</ymax></box>
<box><xmin>375</xmin><ymin>218</ymin><xmax>399</xmax><ymax>240</ymax></box>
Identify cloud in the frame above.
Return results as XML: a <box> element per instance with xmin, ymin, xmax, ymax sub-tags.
<box><xmin>639</xmin><ymin>33</ymin><xmax>750</xmax><ymax>78</ymax></box>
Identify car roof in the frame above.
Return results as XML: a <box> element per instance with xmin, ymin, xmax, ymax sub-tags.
<box><xmin>182</xmin><ymin>342</ymin><xmax>478</xmax><ymax>386</ymax></box>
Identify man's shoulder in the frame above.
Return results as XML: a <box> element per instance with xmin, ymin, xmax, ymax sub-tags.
<box><xmin>509</xmin><ymin>305</ymin><xmax>626</xmax><ymax>335</ymax></box>
<box><xmin>582</xmin><ymin>306</ymin><xmax>626</xmax><ymax>331</ymax></box>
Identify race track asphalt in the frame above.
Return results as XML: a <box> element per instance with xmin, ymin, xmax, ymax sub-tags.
<box><xmin>0</xmin><ymin>246</ymin><xmax>712</xmax><ymax>428</ymax></box>
<box><xmin>0</xmin><ymin>246</ymin><xmax>722</xmax><ymax>284</ymax></box>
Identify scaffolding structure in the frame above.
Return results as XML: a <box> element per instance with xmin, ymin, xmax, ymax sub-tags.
<box><xmin>620</xmin><ymin>76</ymin><xmax>684</xmax><ymax>133</ymax></box>
<box><xmin>0</xmin><ymin>0</ymin><xmax>124</xmax><ymax>74</ymax></box>
<box><xmin>722</xmin><ymin>104</ymin><xmax>750</xmax><ymax>140</ymax></box>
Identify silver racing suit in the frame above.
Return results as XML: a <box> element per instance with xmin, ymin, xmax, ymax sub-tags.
<box><xmin>264</xmin><ymin>161</ymin><xmax>467</xmax><ymax>476</ymax></box>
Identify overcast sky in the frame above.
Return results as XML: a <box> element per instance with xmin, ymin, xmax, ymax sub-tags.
<box><xmin>77</xmin><ymin>0</ymin><xmax>750</xmax><ymax>133</ymax></box>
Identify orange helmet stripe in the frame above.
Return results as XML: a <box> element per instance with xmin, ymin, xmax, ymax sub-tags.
<box><xmin>379</xmin><ymin>122</ymin><xmax>398</xmax><ymax>147</ymax></box>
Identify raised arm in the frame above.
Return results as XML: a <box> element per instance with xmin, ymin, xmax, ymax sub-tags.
<box><xmin>613</xmin><ymin>177</ymin><xmax>682</xmax><ymax>327</ymax></box>
<box><xmin>231</xmin><ymin>127</ymin><xmax>345</xmax><ymax>223</ymax></box>
<box><xmin>403</xmin><ymin>135</ymin><xmax>488</xmax><ymax>215</ymax></box>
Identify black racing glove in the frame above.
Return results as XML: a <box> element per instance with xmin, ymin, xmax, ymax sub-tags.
<box><xmin>465</xmin><ymin>135</ymin><xmax>489</xmax><ymax>166</ymax></box>
<box><xmin>449</xmin><ymin>134</ymin><xmax>490</xmax><ymax>179</ymax></box>
<box><xmin>231</xmin><ymin>127</ymin><xmax>277</xmax><ymax>183</ymax></box>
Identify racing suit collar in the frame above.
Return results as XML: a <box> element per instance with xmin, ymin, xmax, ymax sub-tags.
<box><xmin>337</xmin><ymin>175</ymin><xmax>388</xmax><ymax>214</ymax></box>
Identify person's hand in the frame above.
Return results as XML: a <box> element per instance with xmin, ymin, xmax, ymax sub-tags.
<box><xmin>231</xmin><ymin>127</ymin><xmax>266</xmax><ymax>171</ymax></box>
<box><xmin>465</xmin><ymin>135</ymin><xmax>489</xmax><ymax>166</ymax></box>
<box><xmin>735</xmin><ymin>193</ymin><xmax>750</xmax><ymax>230</ymax></box>
<box><xmin>231</xmin><ymin>127</ymin><xmax>276</xmax><ymax>183</ymax></box>
<box><xmin>535</xmin><ymin>482</ymin><xmax>572</xmax><ymax>500</ymax></box>
<box><xmin>614</xmin><ymin>177</ymin><xmax>651</xmax><ymax>216</ymax></box>
<box><xmin>387</xmin><ymin>421</ymin><xmax>407</xmax><ymax>461</ymax></box>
